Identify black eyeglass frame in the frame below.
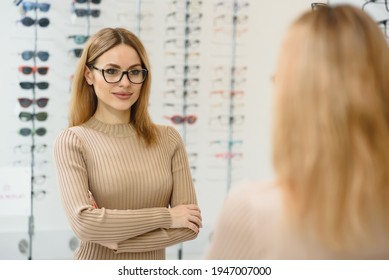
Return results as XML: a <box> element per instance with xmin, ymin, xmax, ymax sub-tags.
<box><xmin>91</xmin><ymin>66</ymin><xmax>148</xmax><ymax>84</ymax></box>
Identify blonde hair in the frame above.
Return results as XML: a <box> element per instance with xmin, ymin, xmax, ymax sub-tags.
<box><xmin>273</xmin><ymin>5</ymin><xmax>389</xmax><ymax>250</ymax></box>
<box><xmin>69</xmin><ymin>27</ymin><xmax>158</xmax><ymax>145</ymax></box>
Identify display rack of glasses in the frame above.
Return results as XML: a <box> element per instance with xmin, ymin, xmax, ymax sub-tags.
<box><xmin>208</xmin><ymin>0</ymin><xmax>249</xmax><ymax>193</ymax></box>
<box><xmin>15</xmin><ymin>0</ymin><xmax>52</xmax><ymax>260</ymax></box>
<box><xmin>163</xmin><ymin>0</ymin><xmax>203</xmax><ymax>260</ymax></box>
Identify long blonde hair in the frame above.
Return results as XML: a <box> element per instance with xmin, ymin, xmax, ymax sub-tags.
<box><xmin>273</xmin><ymin>5</ymin><xmax>389</xmax><ymax>250</ymax></box>
<box><xmin>69</xmin><ymin>27</ymin><xmax>158</xmax><ymax>145</ymax></box>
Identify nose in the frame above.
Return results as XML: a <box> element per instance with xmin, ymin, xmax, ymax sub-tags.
<box><xmin>118</xmin><ymin>72</ymin><xmax>132</xmax><ymax>87</ymax></box>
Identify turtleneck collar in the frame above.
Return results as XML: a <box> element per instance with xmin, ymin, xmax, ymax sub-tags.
<box><xmin>83</xmin><ymin>116</ymin><xmax>136</xmax><ymax>137</ymax></box>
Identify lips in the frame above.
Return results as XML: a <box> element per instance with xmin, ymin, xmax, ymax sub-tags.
<box><xmin>112</xmin><ymin>92</ymin><xmax>133</xmax><ymax>99</ymax></box>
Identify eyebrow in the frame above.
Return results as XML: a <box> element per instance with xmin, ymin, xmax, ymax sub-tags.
<box><xmin>103</xmin><ymin>63</ymin><xmax>142</xmax><ymax>69</ymax></box>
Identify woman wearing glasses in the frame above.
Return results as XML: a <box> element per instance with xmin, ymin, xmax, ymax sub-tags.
<box><xmin>206</xmin><ymin>5</ymin><xmax>389</xmax><ymax>259</ymax></box>
<box><xmin>54</xmin><ymin>27</ymin><xmax>202</xmax><ymax>260</ymax></box>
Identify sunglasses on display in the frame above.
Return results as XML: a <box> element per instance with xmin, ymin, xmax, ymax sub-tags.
<box><xmin>73</xmin><ymin>0</ymin><xmax>102</xmax><ymax>4</ymax></box>
<box><xmin>164</xmin><ymin>115</ymin><xmax>197</xmax><ymax>124</ymax></box>
<box><xmin>18</xmin><ymin>97</ymin><xmax>49</xmax><ymax>108</ymax></box>
<box><xmin>69</xmin><ymin>48</ymin><xmax>83</xmax><ymax>58</ymax></box>
<box><xmin>21</xmin><ymin>2</ymin><xmax>51</xmax><ymax>12</ymax></box>
<box><xmin>67</xmin><ymin>35</ymin><xmax>89</xmax><ymax>44</ymax></box>
<box><xmin>19</xmin><ymin>127</ymin><xmax>47</xmax><ymax>137</ymax></box>
<box><xmin>19</xmin><ymin>112</ymin><xmax>48</xmax><ymax>122</ymax></box>
<box><xmin>73</xmin><ymin>8</ymin><xmax>101</xmax><ymax>17</ymax></box>
<box><xmin>19</xmin><ymin>66</ymin><xmax>49</xmax><ymax>75</ymax></box>
<box><xmin>21</xmin><ymin>51</ymin><xmax>49</xmax><ymax>61</ymax></box>
<box><xmin>18</xmin><ymin>17</ymin><xmax>50</xmax><ymax>27</ymax></box>
<box><xmin>19</xmin><ymin>81</ymin><xmax>49</xmax><ymax>90</ymax></box>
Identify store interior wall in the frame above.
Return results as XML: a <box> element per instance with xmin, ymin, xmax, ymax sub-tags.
<box><xmin>2</xmin><ymin>0</ymin><xmax>374</xmax><ymax>259</ymax></box>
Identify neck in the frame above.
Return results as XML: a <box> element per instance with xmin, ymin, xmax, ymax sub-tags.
<box><xmin>94</xmin><ymin>108</ymin><xmax>131</xmax><ymax>125</ymax></box>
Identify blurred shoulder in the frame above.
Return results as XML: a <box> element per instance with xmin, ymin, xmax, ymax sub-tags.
<box><xmin>227</xmin><ymin>180</ymin><xmax>281</xmax><ymax>212</ymax></box>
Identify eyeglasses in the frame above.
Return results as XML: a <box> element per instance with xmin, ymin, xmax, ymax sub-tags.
<box><xmin>210</xmin><ymin>139</ymin><xmax>243</xmax><ymax>148</ymax></box>
<box><xmin>210</xmin><ymin>90</ymin><xmax>245</xmax><ymax>98</ymax></box>
<box><xmin>378</xmin><ymin>19</ymin><xmax>389</xmax><ymax>38</ymax></box>
<box><xmin>167</xmin><ymin>78</ymin><xmax>199</xmax><ymax>87</ymax></box>
<box><xmin>165</xmin><ymin>64</ymin><xmax>200</xmax><ymax>75</ymax></box>
<box><xmin>73</xmin><ymin>8</ymin><xmax>101</xmax><ymax>17</ymax></box>
<box><xmin>214</xmin><ymin>1</ymin><xmax>249</xmax><ymax>12</ymax></box>
<box><xmin>165</xmin><ymin>26</ymin><xmax>202</xmax><ymax>36</ymax></box>
<box><xmin>209</xmin><ymin>114</ymin><xmax>245</xmax><ymax>125</ymax></box>
<box><xmin>33</xmin><ymin>174</ymin><xmax>47</xmax><ymax>185</ymax></box>
<box><xmin>19</xmin><ymin>127</ymin><xmax>47</xmax><ymax>136</ymax></box>
<box><xmin>19</xmin><ymin>66</ymin><xmax>49</xmax><ymax>75</ymax></box>
<box><xmin>166</xmin><ymin>12</ymin><xmax>203</xmax><ymax>23</ymax></box>
<box><xmin>213</xmin><ymin>14</ymin><xmax>248</xmax><ymax>25</ymax></box>
<box><xmin>21</xmin><ymin>51</ymin><xmax>49</xmax><ymax>61</ymax></box>
<box><xmin>362</xmin><ymin>0</ymin><xmax>389</xmax><ymax>12</ymax></box>
<box><xmin>164</xmin><ymin>38</ymin><xmax>200</xmax><ymax>49</ymax></box>
<box><xmin>74</xmin><ymin>0</ymin><xmax>102</xmax><ymax>4</ymax></box>
<box><xmin>18</xmin><ymin>17</ymin><xmax>50</xmax><ymax>27</ymax></box>
<box><xmin>214</xmin><ymin>152</ymin><xmax>243</xmax><ymax>160</ymax></box>
<box><xmin>164</xmin><ymin>115</ymin><xmax>197</xmax><ymax>124</ymax></box>
<box><xmin>18</xmin><ymin>97</ymin><xmax>49</xmax><ymax>108</ymax></box>
<box><xmin>14</xmin><ymin>143</ymin><xmax>48</xmax><ymax>154</ymax></box>
<box><xmin>21</xmin><ymin>2</ymin><xmax>51</xmax><ymax>12</ymax></box>
<box><xmin>163</xmin><ymin>102</ymin><xmax>199</xmax><ymax>109</ymax></box>
<box><xmin>12</xmin><ymin>159</ymin><xmax>49</xmax><ymax>168</ymax></box>
<box><xmin>311</xmin><ymin>2</ymin><xmax>328</xmax><ymax>10</ymax></box>
<box><xmin>91</xmin><ymin>66</ymin><xmax>148</xmax><ymax>84</ymax></box>
<box><xmin>169</xmin><ymin>0</ymin><xmax>203</xmax><ymax>11</ymax></box>
<box><xmin>19</xmin><ymin>112</ymin><xmax>48</xmax><ymax>122</ymax></box>
<box><xmin>19</xmin><ymin>81</ymin><xmax>49</xmax><ymax>90</ymax></box>
<box><xmin>68</xmin><ymin>35</ymin><xmax>89</xmax><ymax>44</ymax></box>
<box><xmin>33</xmin><ymin>189</ymin><xmax>47</xmax><ymax>200</ymax></box>
<box><xmin>163</xmin><ymin>89</ymin><xmax>199</xmax><ymax>98</ymax></box>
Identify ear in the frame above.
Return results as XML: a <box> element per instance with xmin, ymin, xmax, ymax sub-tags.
<box><xmin>84</xmin><ymin>66</ymin><xmax>94</xmax><ymax>85</ymax></box>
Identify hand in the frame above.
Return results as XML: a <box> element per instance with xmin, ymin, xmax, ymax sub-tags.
<box><xmin>168</xmin><ymin>204</ymin><xmax>202</xmax><ymax>233</ymax></box>
<box><xmin>99</xmin><ymin>242</ymin><xmax>118</xmax><ymax>250</ymax></box>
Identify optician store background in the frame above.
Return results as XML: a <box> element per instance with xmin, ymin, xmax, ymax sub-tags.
<box><xmin>0</xmin><ymin>0</ymin><xmax>384</xmax><ymax>259</ymax></box>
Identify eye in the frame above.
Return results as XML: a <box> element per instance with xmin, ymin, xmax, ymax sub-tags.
<box><xmin>130</xmin><ymin>69</ymin><xmax>142</xmax><ymax>75</ymax></box>
<box><xmin>104</xmin><ymin>68</ymin><xmax>120</xmax><ymax>75</ymax></box>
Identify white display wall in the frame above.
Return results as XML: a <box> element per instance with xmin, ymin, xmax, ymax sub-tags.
<box><xmin>0</xmin><ymin>0</ymin><xmax>318</xmax><ymax>259</ymax></box>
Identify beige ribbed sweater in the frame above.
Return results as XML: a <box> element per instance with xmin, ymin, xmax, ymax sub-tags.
<box><xmin>206</xmin><ymin>181</ymin><xmax>389</xmax><ymax>259</ymax></box>
<box><xmin>53</xmin><ymin>117</ymin><xmax>198</xmax><ymax>260</ymax></box>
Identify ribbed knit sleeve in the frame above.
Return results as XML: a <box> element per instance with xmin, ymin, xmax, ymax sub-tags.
<box><xmin>53</xmin><ymin>129</ymin><xmax>172</xmax><ymax>244</ymax></box>
<box><xmin>114</xmin><ymin>126</ymin><xmax>198</xmax><ymax>253</ymax></box>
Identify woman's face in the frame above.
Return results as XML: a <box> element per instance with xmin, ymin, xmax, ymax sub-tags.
<box><xmin>84</xmin><ymin>44</ymin><xmax>144</xmax><ymax>122</ymax></box>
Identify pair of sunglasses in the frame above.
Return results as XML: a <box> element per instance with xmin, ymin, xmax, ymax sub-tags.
<box><xmin>19</xmin><ymin>66</ymin><xmax>49</xmax><ymax>75</ymax></box>
<box><xmin>74</xmin><ymin>0</ymin><xmax>102</xmax><ymax>3</ymax></box>
<box><xmin>67</xmin><ymin>35</ymin><xmax>89</xmax><ymax>44</ymax></box>
<box><xmin>21</xmin><ymin>2</ymin><xmax>51</xmax><ymax>12</ymax></box>
<box><xmin>19</xmin><ymin>127</ymin><xmax>47</xmax><ymax>136</ymax></box>
<box><xmin>21</xmin><ymin>51</ymin><xmax>49</xmax><ymax>61</ymax></box>
<box><xmin>19</xmin><ymin>112</ymin><xmax>48</xmax><ymax>122</ymax></box>
<box><xmin>164</xmin><ymin>115</ymin><xmax>197</xmax><ymax>124</ymax></box>
<box><xmin>19</xmin><ymin>81</ymin><xmax>49</xmax><ymax>90</ymax></box>
<box><xmin>18</xmin><ymin>97</ymin><xmax>49</xmax><ymax>108</ymax></box>
<box><xmin>19</xmin><ymin>17</ymin><xmax>50</xmax><ymax>27</ymax></box>
<box><xmin>73</xmin><ymin>8</ymin><xmax>100</xmax><ymax>18</ymax></box>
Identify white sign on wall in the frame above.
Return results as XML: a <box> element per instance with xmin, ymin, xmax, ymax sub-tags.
<box><xmin>0</xmin><ymin>167</ymin><xmax>31</xmax><ymax>217</ymax></box>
